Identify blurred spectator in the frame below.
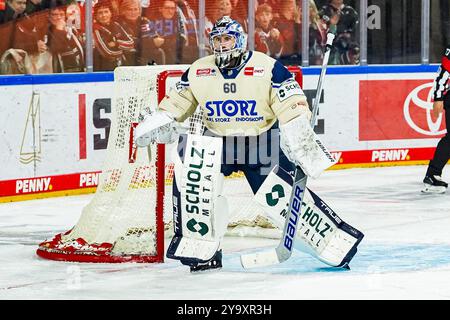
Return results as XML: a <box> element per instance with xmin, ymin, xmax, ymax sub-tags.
<box><xmin>273</xmin><ymin>0</ymin><xmax>301</xmax><ymax>64</ymax></box>
<box><xmin>205</xmin><ymin>0</ymin><xmax>248</xmax><ymax>54</ymax></box>
<box><xmin>205</xmin><ymin>0</ymin><xmax>223</xmax><ymax>36</ymax></box>
<box><xmin>0</xmin><ymin>0</ymin><xmax>24</xmax><ymax>56</ymax></box>
<box><xmin>320</xmin><ymin>0</ymin><xmax>359</xmax><ymax>64</ymax></box>
<box><xmin>116</xmin><ymin>0</ymin><xmax>141</xmax><ymax>65</ymax></box>
<box><xmin>176</xmin><ymin>0</ymin><xmax>199</xmax><ymax>63</ymax></box>
<box><xmin>0</xmin><ymin>0</ymin><xmax>42</xmax><ymax>74</ymax></box>
<box><xmin>204</xmin><ymin>1</ymin><xmax>220</xmax><ymax>54</ymax></box>
<box><xmin>206</xmin><ymin>0</ymin><xmax>247</xmax><ymax>32</ymax></box>
<box><xmin>118</xmin><ymin>0</ymin><xmax>164</xmax><ymax>65</ymax></box>
<box><xmin>93</xmin><ymin>0</ymin><xmax>133</xmax><ymax>71</ymax></box>
<box><xmin>25</xmin><ymin>0</ymin><xmax>49</xmax><ymax>15</ymax></box>
<box><xmin>324</xmin><ymin>0</ymin><xmax>358</xmax><ymax>35</ymax></box>
<box><xmin>257</xmin><ymin>0</ymin><xmax>282</xmax><ymax>20</ymax></box>
<box><xmin>46</xmin><ymin>6</ymin><xmax>85</xmax><ymax>72</ymax></box>
<box><xmin>254</xmin><ymin>3</ymin><xmax>282</xmax><ymax>58</ymax></box>
<box><xmin>213</xmin><ymin>0</ymin><xmax>248</xmax><ymax>33</ymax></box>
<box><xmin>109</xmin><ymin>0</ymin><xmax>121</xmax><ymax>17</ymax></box>
<box><xmin>319</xmin><ymin>1</ymin><xmax>341</xmax><ymax>64</ymax></box>
<box><xmin>8</xmin><ymin>10</ymin><xmax>52</xmax><ymax>74</ymax></box>
<box><xmin>220</xmin><ymin>0</ymin><xmax>232</xmax><ymax>16</ymax></box>
<box><xmin>143</xmin><ymin>0</ymin><xmax>188</xmax><ymax>64</ymax></box>
<box><xmin>309</xmin><ymin>0</ymin><xmax>327</xmax><ymax>65</ymax></box>
<box><xmin>66</xmin><ymin>2</ymin><xmax>82</xmax><ymax>32</ymax></box>
<box><xmin>0</xmin><ymin>0</ymin><xmax>27</xmax><ymax>24</ymax></box>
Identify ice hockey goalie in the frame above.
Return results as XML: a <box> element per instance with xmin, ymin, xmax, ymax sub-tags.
<box><xmin>135</xmin><ymin>16</ymin><xmax>363</xmax><ymax>272</ymax></box>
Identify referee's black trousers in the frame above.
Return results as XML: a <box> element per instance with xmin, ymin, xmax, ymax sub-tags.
<box><xmin>427</xmin><ymin>93</ymin><xmax>450</xmax><ymax>177</ymax></box>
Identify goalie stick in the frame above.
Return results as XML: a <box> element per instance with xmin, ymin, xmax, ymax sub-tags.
<box><xmin>241</xmin><ymin>33</ymin><xmax>335</xmax><ymax>269</ymax></box>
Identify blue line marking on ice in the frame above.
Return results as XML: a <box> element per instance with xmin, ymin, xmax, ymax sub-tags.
<box><xmin>224</xmin><ymin>243</ymin><xmax>450</xmax><ymax>274</ymax></box>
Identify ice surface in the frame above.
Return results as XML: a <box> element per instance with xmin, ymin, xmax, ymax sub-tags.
<box><xmin>1</xmin><ymin>165</ymin><xmax>450</xmax><ymax>299</ymax></box>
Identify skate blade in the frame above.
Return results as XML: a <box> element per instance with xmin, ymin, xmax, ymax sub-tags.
<box><xmin>190</xmin><ymin>265</ymin><xmax>222</xmax><ymax>273</ymax></box>
<box><xmin>421</xmin><ymin>184</ymin><xmax>447</xmax><ymax>194</ymax></box>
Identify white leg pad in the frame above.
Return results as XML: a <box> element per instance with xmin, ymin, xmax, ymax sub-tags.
<box><xmin>254</xmin><ymin>166</ymin><xmax>364</xmax><ymax>267</ymax></box>
<box><xmin>168</xmin><ymin>134</ymin><xmax>229</xmax><ymax>262</ymax></box>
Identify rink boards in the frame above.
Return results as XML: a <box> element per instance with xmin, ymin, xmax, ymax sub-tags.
<box><xmin>0</xmin><ymin>65</ymin><xmax>445</xmax><ymax>202</ymax></box>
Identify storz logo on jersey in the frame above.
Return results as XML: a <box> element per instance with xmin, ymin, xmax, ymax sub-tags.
<box><xmin>205</xmin><ymin>100</ymin><xmax>264</xmax><ymax>122</ymax></box>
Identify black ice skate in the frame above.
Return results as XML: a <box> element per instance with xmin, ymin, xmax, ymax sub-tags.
<box><xmin>422</xmin><ymin>175</ymin><xmax>448</xmax><ymax>194</ymax></box>
<box><xmin>189</xmin><ymin>250</ymin><xmax>223</xmax><ymax>273</ymax></box>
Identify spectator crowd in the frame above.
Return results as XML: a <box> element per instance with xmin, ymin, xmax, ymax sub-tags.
<box><xmin>0</xmin><ymin>0</ymin><xmax>360</xmax><ymax>75</ymax></box>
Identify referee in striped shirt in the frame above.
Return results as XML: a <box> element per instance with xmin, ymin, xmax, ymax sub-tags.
<box><xmin>423</xmin><ymin>45</ymin><xmax>450</xmax><ymax>194</ymax></box>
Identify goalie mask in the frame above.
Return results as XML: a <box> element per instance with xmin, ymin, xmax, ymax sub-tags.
<box><xmin>209</xmin><ymin>16</ymin><xmax>247</xmax><ymax>69</ymax></box>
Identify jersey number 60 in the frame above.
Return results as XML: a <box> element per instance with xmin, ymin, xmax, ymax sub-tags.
<box><xmin>223</xmin><ymin>83</ymin><xmax>237</xmax><ymax>93</ymax></box>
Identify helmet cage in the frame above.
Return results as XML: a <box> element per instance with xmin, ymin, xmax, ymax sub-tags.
<box><xmin>209</xmin><ymin>17</ymin><xmax>247</xmax><ymax>69</ymax></box>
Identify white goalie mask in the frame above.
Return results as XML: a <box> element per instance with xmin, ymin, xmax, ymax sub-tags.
<box><xmin>209</xmin><ymin>16</ymin><xmax>248</xmax><ymax>69</ymax></box>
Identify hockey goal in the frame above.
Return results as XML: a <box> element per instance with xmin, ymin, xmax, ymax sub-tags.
<box><xmin>36</xmin><ymin>64</ymin><xmax>303</xmax><ymax>263</ymax></box>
